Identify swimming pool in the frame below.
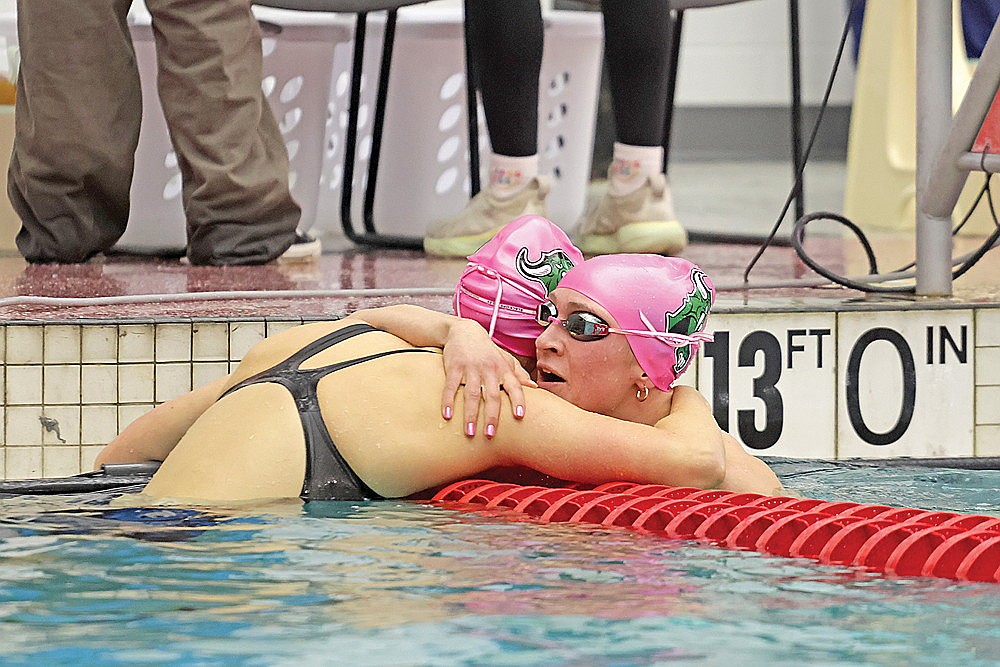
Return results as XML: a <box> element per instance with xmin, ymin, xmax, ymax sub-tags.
<box><xmin>1</xmin><ymin>461</ymin><xmax>997</xmax><ymax>666</ymax></box>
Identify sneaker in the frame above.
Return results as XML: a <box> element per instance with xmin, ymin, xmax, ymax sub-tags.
<box><xmin>277</xmin><ymin>231</ymin><xmax>322</xmax><ymax>263</ymax></box>
<box><xmin>576</xmin><ymin>170</ymin><xmax>687</xmax><ymax>256</ymax></box>
<box><xmin>423</xmin><ymin>176</ymin><xmax>550</xmax><ymax>257</ymax></box>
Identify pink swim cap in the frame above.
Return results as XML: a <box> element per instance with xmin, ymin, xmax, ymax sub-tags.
<box><xmin>454</xmin><ymin>215</ymin><xmax>584</xmax><ymax>357</ymax></box>
<box><xmin>557</xmin><ymin>254</ymin><xmax>715</xmax><ymax>390</ymax></box>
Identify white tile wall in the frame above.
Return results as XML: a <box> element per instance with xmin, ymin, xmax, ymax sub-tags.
<box><xmin>118</xmin><ymin>324</ymin><xmax>155</xmax><ymax>363</ymax></box>
<box><xmin>40</xmin><ymin>406</ymin><xmax>80</xmax><ymax>446</ymax></box>
<box><xmin>118</xmin><ymin>364</ymin><xmax>156</xmax><ymax>404</ymax></box>
<box><xmin>976</xmin><ymin>424</ymin><xmax>1000</xmax><ymax>457</ymax></box>
<box><xmin>6</xmin><ymin>325</ymin><xmax>43</xmax><ymax>364</ymax></box>
<box><xmin>976</xmin><ymin>386</ymin><xmax>1000</xmax><ymax>425</ymax></box>
<box><xmin>3</xmin><ymin>311</ymin><xmax>994</xmax><ymax>480</ymax></box>
<box><xmin>266</xmin><ymin>319</ymin><xmax>303</xmax><ymax>337</ymax></box>
<box><xmin>6</xmin><ymin>366</ymin><xmax>43</xmax><ymax>405</ymax></box>
<box><xmin>193</xmin><ymin>361</ymin><xmax>230</xmax><ymax>389</ymax></box>
<box><xmin>82</xmin><ymin>326</ymin><xmax>119</xmax><ymax>363</ymax></box>
<box><xmin>81</xmin><ymin>405</ymin><xmax>119</xmax><ymax>446</ymax></box>
<box><xmin>155</xmin><ymin>363</ymin><xmax>193</xmax><ymax>403</ymax></box>
<box><xmin>6</xmin><ymin>446</ymin><xmax>42</xmax><ymax>478</ymax></box>
<box><xmin>6</xmin><ymin>406</ymin><xmax>43</xmax><ymax>446</ymax></box>
<box><xmin>43</xmin><ymin>365</ymin><xmax>81</xmax><ymax>405</ymax></box>
<box><xmin>43</xmin><ymin>445</ymin><xmax>81</xmax><ymax>477</ymax></box>
<box><xmin>976</xmin><ymin>309</ymin><xmax>1000</xmax><ymax>346</ymax></box>
<box><xmin>155</xmin><ymin>323</ymin><xmax>192</xmax><ymax>362</ymax></box>
<box><xmin>81</xmin><ymin>365</ymin><xmax>119</xmax><ymax>404</ymax></box>
<box><xmin>975</xmin><ymin>346</ymin><xmax>1000</xmax><ymax>386</ymax></box>
<box><xmin>192</xmin><ymin>322</ymin><xmax>230</xmax><ymax>361</ymax></box>
<box><xmin>43</xmin><ymin>325</ymin><xmax>81</xmax><ymax>364</ymax></box>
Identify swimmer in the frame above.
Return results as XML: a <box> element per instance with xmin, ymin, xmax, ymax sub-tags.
<box><xmin>358</xmin><ymin>217</ymin><xmax>780</xmax><ymax>494</ymax></box>
<box><xmin>96</xmin><ymin>253</ymin><xmax>781</xmax><ymax>500</ymax></box>
<box><xmin>355</xmin><ymin>214</ymin><xmax>584</xmax><ymax>432</ymax></box>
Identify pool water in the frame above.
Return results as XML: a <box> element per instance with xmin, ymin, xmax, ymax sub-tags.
<box><xmin>0</xmin><ymin>461</ymin><xmax>997</xmax><ymax>666</ymax></box>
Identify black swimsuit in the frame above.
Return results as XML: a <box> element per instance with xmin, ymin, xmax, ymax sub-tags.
<box><xmin>219</xmin><ymin>323</ymin><xmax>434</xmax><ymax>501</ymax></box>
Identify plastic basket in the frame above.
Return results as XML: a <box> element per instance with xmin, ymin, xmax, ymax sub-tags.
<box><xmin>119</xmin><ymin>4</ymin><xmax>348</xmax><ymax>252</ymax></box>
<box><xmin>314</xmin><ymin>7</ymin><xmax>604</xmax><ymax>240</ymax></box>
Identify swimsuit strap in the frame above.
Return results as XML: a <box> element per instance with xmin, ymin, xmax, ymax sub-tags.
<box><xmin>217</xmin><ymin>321</ymin><xmax>435</xmax><ymax>501</ymax></box>
<box><xmin>221</xmin><ymin>322</ymin><xmax>379</xmax><ymax>399</ymax></box>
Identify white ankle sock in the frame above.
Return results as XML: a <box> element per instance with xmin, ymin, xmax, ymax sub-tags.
<box><xmin>609</xmin><ymin>143</ymin><xmax>663</xmax><ymax>197</ymax></box>
<box><xmin>487</xmin><ymin>154</ymin><xmax>539</xmax><ymax>200</ymax></box>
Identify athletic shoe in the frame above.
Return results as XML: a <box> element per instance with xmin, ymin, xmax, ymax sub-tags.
<box><xmin>576</xmin><ymin>170</ymin><xmax>687</xmax><ymax>255</ymax></box>
<box><xmin>277</xmin><ymin>231</ymin><xmax>322</xmax><ymax>262</ymax></box>
<box><xmin>423</xmin><ymin>176</ymin><xmax>550</xmax><ymax>257</ymax></box>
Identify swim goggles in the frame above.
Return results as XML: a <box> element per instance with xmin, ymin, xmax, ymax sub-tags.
<box><xmin>536</xmin><ymin>300</ymin><xmax>714</xmax><ymax>347</ymax></box>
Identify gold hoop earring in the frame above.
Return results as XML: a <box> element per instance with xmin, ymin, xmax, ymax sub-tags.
<box><xmin>636</xmin><ymin>386</ymin><xmax>649</xmax><ymax>402</ymax></box>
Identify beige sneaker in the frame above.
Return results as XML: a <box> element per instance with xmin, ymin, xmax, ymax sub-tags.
<box><xmin>576</xmin><ymin>171</ymin><xmax>687</xmax><ymax>256</ymax></box>
<box><xmin>424</xmin><ymin>177</ymin><xmax>550</xmax><ymax>257</ymax></box>
<box><xmin>277</xmin><ymin>231</ymin><xmax>322</xmax><ymax>263</ymax></box>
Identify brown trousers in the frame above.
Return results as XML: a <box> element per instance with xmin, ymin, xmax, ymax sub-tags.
<box><xmin>7</xmin><ymin>0</ymin><xmax>300</xmax><ymax>265</ymax></box>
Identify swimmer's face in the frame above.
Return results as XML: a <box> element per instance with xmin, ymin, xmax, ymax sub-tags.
<box><xmin>533</xmin><ymin>288</ymin><xmax>645</xmax><ymax>418</ymax></box>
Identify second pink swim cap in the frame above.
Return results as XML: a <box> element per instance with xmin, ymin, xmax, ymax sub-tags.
<box><xmin>557</xmin><ymin>254</ymin><xmax>716</xmax><ymax>390</ymax></box>
<box><xmin>454</xmin><ymin>215</ymin><xmax>584</xmax><ymax>357</ymax></box>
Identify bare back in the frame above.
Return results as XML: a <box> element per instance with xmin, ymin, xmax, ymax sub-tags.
<box><xmin>144</xmin><ymin>319</ymin><xmax>514</xmax><ymax>500</ymax></box>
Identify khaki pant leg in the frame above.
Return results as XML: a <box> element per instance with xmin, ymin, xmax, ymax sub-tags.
<box><xmin>147</xmin><ymin>0</ymin><xmax>300</xmax><ymax>266</ymax></box>
<box><xmin>7</xmin><ymin>0</ymin><xmax>138</xmax><ymax>263</ymax></box>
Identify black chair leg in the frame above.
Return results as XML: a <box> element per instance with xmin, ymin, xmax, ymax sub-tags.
<box><xmin>464</xmin><ymin>0</ymin><xmax>481</xmax><ymax>198</ymax></box>
<box><xmin>788</xmin><ymin>0</ymin><xmax>805</xmax><ymax>222</ymax></box>
<box><xmin>340</xmin><ymin>10</ymin><xmax>424</xmax><ymax>250</ymax></box>
<box><xmin>662</xmin><ymin>8</ymin><xmax>684</xmax><ymax>175</ymax></box>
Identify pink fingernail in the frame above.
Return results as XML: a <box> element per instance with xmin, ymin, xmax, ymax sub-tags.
<box><xmin>443</xmin><ymin>406</ymin><xmax>452</xmax><ymax>420</ymax></box>
<box><xmin>515</xmin><ymin>405</ymin><xmax>525</xmax><ymax>419</ymax></box>
<box><xmin>485</xmin><ymin>424</ymin><xmax>495</xmax><ymax>438</ymax></box>
<box><xmin>465</xmin><ymin>422</ymin><xmax>475</xmax><ymax>437</ymax></box>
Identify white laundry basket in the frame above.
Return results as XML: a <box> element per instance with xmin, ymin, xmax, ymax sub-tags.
<box><xmin>118</xmin><ymin>5</ymin><xmax>349</xmax><ymax>253</ymax></box>
<box><xmin>315</xmin><ymin>7</ymin><xmax>604</xmax><ymax>240</ymax></box>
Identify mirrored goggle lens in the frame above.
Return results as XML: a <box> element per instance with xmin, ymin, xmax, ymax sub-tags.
<box><xmin>536</xmin><ymin>301</ymin><xmax>558</xmax><ymax>326</ymax></box>
<box><xmin>563</xmin><ymin>312</ymin><xmax>612</xmax><ymax>341</ymax></box>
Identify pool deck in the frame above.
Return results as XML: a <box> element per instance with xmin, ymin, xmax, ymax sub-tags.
<box><xmin>0</xmin><ymin>161</ymin><xmax>997</xmax><ymax>479</ymax></box>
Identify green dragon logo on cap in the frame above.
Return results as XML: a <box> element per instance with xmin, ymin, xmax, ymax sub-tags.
<box><xmin>515</xmin><ymin>247</ymin><xmax>578</xmax><ymax>294</ymax></box>
<box><xmin>665</xmin><ymin>268</ymin><xmax>713</xmax><ymax>374</ymax></box>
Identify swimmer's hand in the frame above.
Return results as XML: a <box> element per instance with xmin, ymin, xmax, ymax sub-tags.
<box><xmin>440</xmin><ymin>319</ymin><xmax>536</xmax><ymax>438</ymax></box>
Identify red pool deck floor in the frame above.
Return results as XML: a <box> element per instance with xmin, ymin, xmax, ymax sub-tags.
<box><xmin>0</xmin><ymin>231</ymin><xmax>996</xmax><ymax>322</ymax></box>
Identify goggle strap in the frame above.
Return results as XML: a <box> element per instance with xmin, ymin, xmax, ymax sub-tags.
<box><xmin>487</xmin><ymin>278</ymin><xmax>502</xmax><ymax>338</ymax></box>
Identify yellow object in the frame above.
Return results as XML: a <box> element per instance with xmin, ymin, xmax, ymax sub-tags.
<box><xmin>844</xmin><ymin>0</ymin><xmax>998</xmax><ymax>235</ymax></box>
<box><xmin>0</xmin><ymin>78</ymin><xmax>14</xmax><ymax>105</ymax></box>
<box><xmin>0</xmin><ymin>105</ymin><xmax>20</xmax><ymax>254</ymax></box>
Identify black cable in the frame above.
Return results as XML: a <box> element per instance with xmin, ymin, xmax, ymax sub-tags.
<box><xmin>744</xmin><ymin>0</ymin><xmax>1000</xmax><ymax>293</ymax></box>
<box><xmin>790</xmin><ymin>169</ymin><xmax>1000</xmax><ymax>293</ymax></box>
<box><xmin>742</xmin><ymin>0</ymin><xmax>861</xmax><ymax>285</ymax></box>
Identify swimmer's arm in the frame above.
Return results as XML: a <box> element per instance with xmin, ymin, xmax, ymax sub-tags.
<box><xmin>719</xmin><ymin>434</ymin><xmax>785</xmax><ymax>495</ymax></box>
<box><xmin>648</xmin><ymin>386</ymin><xmax>728</xmax><ymax>488</ymax></box>
<box><xmin>352</xmin><ymin>304</ymin><xmax>461</xmax><ymax>348</ymax></box>
<box><xmin>350</xmin><ymin>306</ymin><xmax>534</xmax><ymax>434</ymax></box>
<box><xmin>93</xmin><ymin>375</ymin><xmax>231</xmax><ymax>469</ymax></box>
<box><xmin>493</xmin><ymin>387</ymin><xmax>726</xmax><ymax>490</ymax></box>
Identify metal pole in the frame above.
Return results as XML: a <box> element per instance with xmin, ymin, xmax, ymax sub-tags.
<box><xmin>915</xmin><ymin>1</ymin><xmax>953</xmax><ymax>296</ymax></box>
